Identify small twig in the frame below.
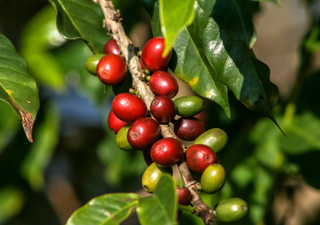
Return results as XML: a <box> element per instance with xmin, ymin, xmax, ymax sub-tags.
<box><xmin>98</xmin><ymin>1</ymin><xmax>215</xmax><ymax>224</ymax></box>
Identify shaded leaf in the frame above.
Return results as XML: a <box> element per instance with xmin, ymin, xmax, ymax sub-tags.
<box><xmin>0</xmin><ymin>187</ymin><xmax>24</xmax><ymax>224</ymax></box>
<box><xmin>0</xmin><ymin>33</ymin><xmax>40</xmax><ymax>142</ymax></box>
<box><xmin>66</xmin><ymin>193</ymin><xmax>139</xmax><ymax>225</ymax></box>
<box><xmin>280</xmin><ymin>112</ymin><xmax>320</xmax><ymax>154</ymax></box>
<box><xmin>193</xmin><ymin>0</ymin><xmax>279</xmax><ymax>124</ymax></box>
<box><xmin>159</xmin><ymin>0</ymin><xmax>196</xmax><ymax>56</ymax></box>
<box><xmin>48</xmin><ymin>0</ymin><xmax>109</xmax><ymax>54</ymax></box>
<box><xmin>137</xmin><ymin>174</ymin><xmax>177</xmax><ymax>225</ymax></box>
<box><xmin>211</xmin><ymin>0</ymin><xmax>258</xmax><ymax>47</ymax></box>
<box><xmin>20</xmin><ymin>5</ymin><xmax>66</xmax><ymax>93</ymax></box>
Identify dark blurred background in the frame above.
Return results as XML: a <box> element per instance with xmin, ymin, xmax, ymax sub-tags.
<box><xmin>0</xmin><ymin>0</ymin><xmax>320</xmax><ymax>225</ymax></box>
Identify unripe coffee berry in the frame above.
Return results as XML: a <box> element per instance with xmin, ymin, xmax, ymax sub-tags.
<box><xmin>150</xmin><ymin>96</ymin><xmax>176</xmax><ymax>123</ymax></box>
<box><xmin>174</xmin><ymin>117</ymin><xmax>205</xmax><ymax>141</ymax></box>
<box><xmin>186</xmin><ymin>144</ymin><xmax>217</xmax><ymax>173</ymax></box>
<box><xmin>127</xmin><ymin>117</ymin><xmax>160</xmax><ymax>151</ymax></box>
<box><xmin>200</xmin><ymin>164</ymin><xmax>225</xmax><ymax>194</ymax></box>
<box><xmin>107</xmin><ymin>110</ymin><xmax>127</xmax><ymax>134</ymax></box>
<box><xmin>86</xmin><ymin>54</ymin><xmax>105</xmax><ymax>75</ymax></box>
<box><xmin>141</xmin><ymin>36</ymin><xmax>172</xmax><ymax>72</ymax></box>
<box><xmin>96</xmin><ymin>54</ymin><xmax>127</xmax><ymax>85</ymax></box>
<box><xmin>149</xmin><ymin>71</ymin><xmax>179</xmax><ymax>98</ymax></box>
<box><xmin>104</xmin><ymin>39</ymin><xmax>120</xmax><ymax>55</ymax></box>
<box><xmin>112</xmin><ymin>93</ymin><xmax>148</xmax><ymax>123</ymax></box>
<box><xmin>151</xmin><ymin>138</ymin><xmax>183</xmax><ymax>167</ymax></box>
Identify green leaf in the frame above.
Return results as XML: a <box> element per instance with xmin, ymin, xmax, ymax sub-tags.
<box><xmin>159</xmin><ymin>0</ymin><xmax>196</xmax><ymax>56</ymax></box>
<box><xmin>48</xmin><ymin>0</ymin><xmax>109</xmax><ymax>54</ymax></box>
<box><xmin>279</xmin><ymin>112</ymin><xmax>320</xmax><ymax>154</ymax></box>
<box><xmin>173</xmin><ymin>27</ymin><xmax>230</xmax><ymax>117</ymax></box>
<box><xmin>137</xmin><ymin>174</ymin><xmax>177</xmax><ymax>225</ymax></box>
<box><xmin>0</xmin><ymin>187</ymin><xmax>24</xmax><ymax>224</ymax></box>
<box><xmin>66</xmin><ymin>193</ymin><xmax>139</xmax><ymax>225</ymax></box>
<box><xmin>0</xmin><ymin>33</ymin><xmax>40</xmax><ymax>142</ymax></box>
<box><xmin>19</xmin><ymin>5</ymin><xmax>66</xmax><ymax>93</ymax></box>
<box><xmin>211</xmin><ymin>0</ymin><xmax>258</xmax><ymax>47</ymax></box>
<box><xmin>20</xmin><ymin>103</ymin><xmax>60</xmax><ymax>191</ymax></box>
<box><xmin>193</xmin><ymin>0</ymin><xmax>279</xmax><ymax>124</ymax></box>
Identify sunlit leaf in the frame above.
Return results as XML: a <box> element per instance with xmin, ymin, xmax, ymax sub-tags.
<box><xmin>159</xmin><ymin>0</ymin><xmax>196</xmax><ymax>56</ymax></box>
<box><xmin>0</xmin><ymin>33</ymin><xmax>40</xmax><ymax>142</ymax></box>
<box><xmin>49</xmin><ymin>0</ymin><xmax>109</xmax><ymax>54</ymax></box>
<box><xmin>66</xmin><ymin>193</ymin><xmax>139</xmax><ymax>225</ymax></box>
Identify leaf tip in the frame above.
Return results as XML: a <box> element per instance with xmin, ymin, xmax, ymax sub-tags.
<box><xmin>21</xmin><ymin>112</ymin><xmax>35</xmax><ymax>143</ymax></box>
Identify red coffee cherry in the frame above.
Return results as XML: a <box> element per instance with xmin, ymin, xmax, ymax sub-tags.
<box><xmin>149</xmin><ymin>71</ymin><xmax>179</xmax><ymax>98</ymax></box>
<box><xmin>176</xmin><ymin>186</ymin><xmax>192</xmax><ymax>206</ymax></box>
<box><xmin>174</xmin><ymin>117</ymin><xmax>205</xmax><ymax>141</ymax></box>
<box><xmin>107</xmin><ymin>110</ymin><xmax>127</xmax><ymax>134</ymax></box>
<box><xmin>104</xmin><ymin>39</ymin><xmax>120</xmax><ymax>55</ymax></box>
<box><xmin>112</xmin><ymin>93</ymin><xmax>148</xmax><ymax>122</ymax></box>
<box><xmin>96</xmin><ymin>54</ymin><xmax>127</xmax><ymax>85</ymax></box>
<box><xmin>141</xmin><ymin>36</ymin><xmax>172</xmax><ymax>72</ymax></box>
<box><xmin>127</xmin><ymin>117</ymin><xmax>160</xmax><ymax>151</ymax></box>
<box><xmin>186</xmin><ymin>144</ymin><xmax>217</xmax><ymax>173</ymax></box>
<box><xmin>150</xmin><ymin>96</ymin><xmax>176</xmax><ymax>123</ymax></box>
<box><xmin>151</xmin><ymin>138</ymin><xmax>183</xmax><ymax>167</ymax></box>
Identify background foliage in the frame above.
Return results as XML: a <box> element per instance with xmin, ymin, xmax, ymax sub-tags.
<box><xmin>0</xmin><ymin>0</ymin><xmax>320</xmax><ymax>224</ymax></box>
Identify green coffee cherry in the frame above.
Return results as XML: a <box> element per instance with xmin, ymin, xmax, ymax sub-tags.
<box><xmin>194</xmin><ymin>128</ymin><xmax>227</xmax><ymax>153</ymax></box>
<box><xmin>215</xmin><ymin>198</ymin><xmax>249</xmax><ymax>223</ymax></box>
<box><xmin>116</xmin><ymin>124</ymin><xmax>133</xmax><ymax>151</ymax></box>
<box><xmin>174</xmin><ymin>96</ymin><xmax>204</xmax><ymax>117</ymax></box>
<box><xmin>200</xmin><ymin>164</ymin><xmax>225</xmax><ymax>194</ymax></box>
<box><xmin>86</xmin><ymin>54</ymin><xmax>105</xmax><ymax>75</ymax></box>
<box><xmin>142</xmin><ymin>163</ymin><xmax>172</xmax><ymax>193</ymax></box>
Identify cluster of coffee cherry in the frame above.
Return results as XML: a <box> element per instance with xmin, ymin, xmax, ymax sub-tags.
<box><xmin>85</xmin><ymin>37</ymin><xmax>248</xmax><ymax>223</ymax></box>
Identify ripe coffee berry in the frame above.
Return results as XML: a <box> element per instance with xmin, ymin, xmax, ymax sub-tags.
<box><xmin>127</xmin><ymin>117</ymin><xmax>160</xmax><ymax>151</ymax></box>
<box><xmin>176</xmin><ymin>186</ymin><xmax>192</xmax><ymax>206</ymax></box>
<box><xmin>107</xmin><ymin>110</ymin><xmax>127</xmax><ymax>134</ymax></box>
<box><xmin>151</xmin><ymin>138</ymin><xmax>183</xmax><ymax>167</ymax></box>
<box><xmin>141</xmin><ymin>36</ymin><xmax>172</xmax><ymax>72</ymax></box>
<box><xmin>96</xmin><ymin>54</ymin><xmax>127</xmax><ymax>85</ymax></box>
<box><xmin>150</xmin><ymin>96</ymin><xmax>176</xmax><ymax>123</ymax></box>
<box><xmin>112</xmin><ymin>93</ymin><xmax>148</xmax><ymax>122</ymax></box>
<box><xmin>186</xmin><ymin>144</ymin><xmax>217</xmax><ymax>173</ymax></box>
<box><xmin>104</xmin><ymin>39</ymin><xmax>120</xmax><ymax>55</ymax></box>
<box><xmin>174</xmin><ymin>117</ymin><xmax>205</xmax><ymax>141</ymax></box>
<box><xmin>149</xmin><ymin>71</ymin><xmax>179</xmax><ymax>98</ymax></box>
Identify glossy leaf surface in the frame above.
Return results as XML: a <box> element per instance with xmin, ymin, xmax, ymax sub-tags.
<box><xmin>211</xmin><ymin>0</ymin><xmax>258</xmax><ymax>47</ymax></box>
<box><xmin>49</xmin><ymin>0</ymin><xmax>109</xmax><ymax>54</ymax></box>
<box><xmin>159</xmin><ymin>0</ymin><xmax>196</xmax><ymax>56</ymax></box>
<box><xmin>137</xmin><ymin>174</ymin><xmax>177</xmax><ymax>225</ymax></box>
<box><xmin>0</xmin><ymin>33</ymin><xmax>40</xmax><ymax>142</ymax></box>
<box><xmin>193</xmin><ymin>0</ymin><xmax>279</xmax><ymax>123</ymax></box>
<box><xmin>66</xmin><ymin>193</ymin><xmax>139</xmax><ymax>225</ymax></box>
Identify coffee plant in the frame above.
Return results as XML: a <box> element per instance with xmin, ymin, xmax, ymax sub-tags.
<box><xmin>0</xmin><ymin>0</ymin><xmax>320</xmax><ymax>225</ymax></box>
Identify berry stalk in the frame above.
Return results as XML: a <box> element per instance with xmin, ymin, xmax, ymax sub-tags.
<box><xmin>98</xmin><ymin>1</ymin><xmax>215</xmax><ymax>224</ymax></box>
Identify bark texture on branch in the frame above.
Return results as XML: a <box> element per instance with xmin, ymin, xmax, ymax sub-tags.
<box><xmin>98</xmin><ymin>1</ymin><xmax>215</xmax><ymax>224</ymax></box>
